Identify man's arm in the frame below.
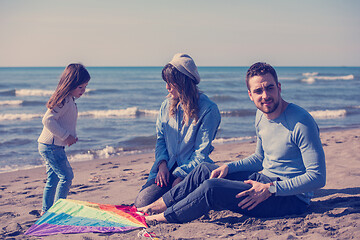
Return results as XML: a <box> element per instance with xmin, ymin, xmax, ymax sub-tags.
<box><xmin>275</xmin><ymin>121</ymin><xmax>326</xmax><ymax>196</ymax></box>
<box><xmin>226</xmin><ymin>134</ymin><xmax>264</xmax><ymax>174</ymax></box>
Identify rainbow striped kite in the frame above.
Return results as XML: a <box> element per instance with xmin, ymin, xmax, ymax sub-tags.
<box><xmin>25</xmin><ymin>199</ymin><xmax>147</xmax><ymax>236</ymax></box>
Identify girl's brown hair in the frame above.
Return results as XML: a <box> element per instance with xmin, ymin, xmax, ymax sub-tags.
<box><xmin>162</xmin><ymin>64</ymin><xmax>199</xmax><ymax>125</ymax></box>
<box><xmin>47</xmin><ymin>63</ymin><xmax>90</xmax><ymax>109</ymax></box>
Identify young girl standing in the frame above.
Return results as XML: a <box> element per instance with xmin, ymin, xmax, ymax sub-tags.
<box><xmin>38</xmin><ymin>63</ymin><xmax>90</xmax><ymax>215</ymax></box>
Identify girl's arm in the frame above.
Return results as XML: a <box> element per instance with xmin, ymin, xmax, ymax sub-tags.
<box><xmin>42</xmin><ymin>103</ymin><xmax>71</xmax><ymax>141</ymax></box>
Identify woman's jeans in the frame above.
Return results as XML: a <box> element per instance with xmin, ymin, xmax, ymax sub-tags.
<box><xmin>162</xmin><ymin>163</ymin><xmax>308</xmax><ymax>223</ymax></box>
<box><xmin>38</xmin><ymin>143</ymin><xmax>74</xmax><ymax>212</ymax></box>
<box><xmin>134</xmin><ymin>173</ymin><xmax>177</xmax><ymax>208</ymax></box>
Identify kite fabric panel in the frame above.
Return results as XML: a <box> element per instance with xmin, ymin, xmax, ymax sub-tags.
<box><xmin>25</xmin><ymin>199</ymin><xmax>148</xmax><ymax>236</ymax></box>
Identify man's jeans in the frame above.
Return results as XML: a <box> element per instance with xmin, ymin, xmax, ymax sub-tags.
<box><xmin>162</xmin><ymin>162</ymin><xmax>308</xmax><ymax>223</ymax></box>
<box><xmin>38</xmin><ymin>143</ymin><xmax>74</xmax><ymax>212</ymax></box>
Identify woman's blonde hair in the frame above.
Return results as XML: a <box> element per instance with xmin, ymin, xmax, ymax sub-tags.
<box><xmin>47</xmin><ymin>63</ymin><xmax>90</xmax><ymax>109</ymax></box>
<box><xmin>162</xmin><ymin>64</ymin><xmax>199</xmax><ymax>125</ymax></box>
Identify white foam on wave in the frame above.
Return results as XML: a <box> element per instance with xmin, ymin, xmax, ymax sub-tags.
<box><xmin>68</xmin><ymin>146</ymin><xmax>127</xmax><ymax>162</ymax></box>
<box><xmin>16</xmin><ymin>89</ymin><xmax>53</xmax><ymax>96</ymax></box>
<box><xmin>213</xmin><ymin>136</ymin><xmax>255</xmax><ymax>144</ymax></box>
<box><xmin>310</xmin><ymin>109</ymin><xmax>346</xmax><ymax>119</ymax></box>
<box><xmin>142</xmin><ymin>109</ymin><xmax>160</xmax><ymax>116</ymax></box>
<box><xmin>301</xmin><ymin>77</ymin><xmax>316</xmax><ymax>84</ymax></box>
<box><xmin>0</xmin><ymin>113</ymin><xmax>42</xmax><ymax>121</ymax></box>
<box><xmin>303</xmin><ymin>72</ymin><xmax>319</xmax><ymax>77</ymax></box>
<box><xmin>0</xmin><ymin>100</ymin><xmax>23</xmax><ymax>106</ymax></box>
<box><xmin>301</xmin><ymin>73</ymin><xmax>354</xmax><ymax>84</ymax></box>
<box><xmin>0</xmin><ymin>107</ymin><xmax>158</xmax><ymax>121</ymax></box>
<box><xmin>315</xmin><ymin>75</ymin><xmax>354</xmax><ymax>80</ymax></box>
<box><xmin>0</xmin><ymin>164</ymin><xmax>43</xmax><ymax>173</ymax></box>
<box><xmin>79</xmin><ymin>107</ymin><xmax>158</xmax><ymax>118</ymax></box>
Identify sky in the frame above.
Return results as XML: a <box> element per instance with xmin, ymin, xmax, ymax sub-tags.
<box><xmin>0</xmin><ymin>0</ymin><xmax>359</xmax><ymax>67</ymax></box>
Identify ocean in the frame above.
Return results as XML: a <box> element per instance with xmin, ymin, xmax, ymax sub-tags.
<box><xmin>1</xmin><ymin>66</ymin><xmax>359</xmax><ymax>173</ymax></box>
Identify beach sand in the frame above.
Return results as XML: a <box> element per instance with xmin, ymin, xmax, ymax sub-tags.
<box><xmin>1</xmin><ymin>128</ymin><xmax>359</xmax><ymax>240</ymax></box>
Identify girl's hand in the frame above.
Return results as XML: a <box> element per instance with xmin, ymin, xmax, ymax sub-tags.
<box><xmin>172</xmin><ymin>177</ymin><xmax>183</xmax><ymax>187</ymax></box>
<box><xmin>155</xmin><ymin>161</ymin><xmax>169</xmax><ymax>187</ymax></box>
<box><xmin>65</xmin><ymin>135</ymin><xmax>78</xmax><ymax>146</ymax></box>
<box><xmin>210</xmin><ymin>164</ymin><xmax>228</xmax><ymax>179</ymax></box>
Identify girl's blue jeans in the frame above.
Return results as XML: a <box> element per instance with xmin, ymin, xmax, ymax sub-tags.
<box><xmin>162</xmin><ymin>162</ymin><xmax>308</xmax><ymax>223</ymax></box>
<box><xmin>38</xmin><ymin>143</ymin><xmax>74</xmax><ymax>212</ymax></box>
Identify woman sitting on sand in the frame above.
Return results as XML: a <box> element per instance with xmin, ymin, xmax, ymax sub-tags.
<box><xmin>134</xmin><ymin>53</ymin><xmax>221</xmax><ymax>208</ymax></box>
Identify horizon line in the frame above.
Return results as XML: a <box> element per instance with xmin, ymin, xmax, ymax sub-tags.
<box><xmin>1</xmin><ymin>65</ymin><xmax>360</xmax><ymax>68</ymax></box>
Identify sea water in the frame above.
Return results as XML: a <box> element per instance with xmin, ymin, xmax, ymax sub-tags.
<box><xmin>1</xmin><ymin>66</ymin><xmax>359</xmax><ymax>172</ymax></box>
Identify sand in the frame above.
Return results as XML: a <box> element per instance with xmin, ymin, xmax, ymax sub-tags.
<box><xmin>0</xmin><ymin>128</ymin><xmax>359</xmax><ymax>240</ymax></box>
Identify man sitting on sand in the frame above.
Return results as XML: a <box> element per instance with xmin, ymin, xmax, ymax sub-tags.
<box><xmin>138</xmin><ymin>62</ymin><xmax>326</xmax><ymax>223</ymax></box>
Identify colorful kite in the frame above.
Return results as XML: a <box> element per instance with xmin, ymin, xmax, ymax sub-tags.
<box><xmin>25</xmin><ymin>199</ymin><xmax>147</xmax><ymax>236</ymax></box>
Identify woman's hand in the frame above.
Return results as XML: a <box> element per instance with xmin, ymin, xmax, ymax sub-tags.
<box><xmin>65</xmin><ymin>135</ymin><xmax>78</xmax><ymax>146</ymax></box>
<box><xmin>155</xmin><ymin>161</ymin><xmax>170</xmax><ymax>187</ymax></box>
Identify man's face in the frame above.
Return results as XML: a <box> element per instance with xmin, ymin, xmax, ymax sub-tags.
<box><xmin>247</xmin><ymin>73</ymin><xmax>281</xmax><ymax>114</ymax></box>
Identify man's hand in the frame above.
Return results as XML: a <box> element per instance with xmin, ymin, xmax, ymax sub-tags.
<box><xmin>65</xmin><ymin>135</ymin><xmax>78</xmax><ymax>146</ymax></box>
<box><xmin>172</xmin><ymin>177</ymin><xmax>183</xmax><ymax>187</ymax></box>
<box><xmin>210</xmin><ymin>164</ymin><xmax>228</xmax><ymax>179</ymax></box>
<box><xmin>155</xmin><ymin>161</ymin><xmax>169</xmax><ymax>187</ymax></box>
<box><xmin>236</xmin><ymin>180</ymin><xmax>272</xmax><ymax>210</ymax></box>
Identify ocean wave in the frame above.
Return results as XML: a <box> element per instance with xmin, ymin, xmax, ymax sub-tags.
<box><xmin>309</xmin><ymin>109</ymin><xmax>346</xmax><ymax>119</ymax></box>
<box><xmin>69</xmin><ymin>146</ymin><xmax>123</xmax><ymax>161</ymax></box>
<box><xmin>68</xmin><ymin>145</ymin><xmax>146</xmax><ymax>162</ymax></box>
<box><xmin>0</xmin><ymin>164</ymin><xmax>43</xmax><ymax>174</ymax></box>
<box><xmin>213</xmin><ymin>136</ymin><xmax>255</xmax><ymax>144</ymax></box>
<box><xmin>301</xmin><ymin>73</ymin><xmax>354</xmax><ymax>84</ymax></box>
<box><xmin>0</xmin><ymin>89</ymin><xmax>16</xmax><ymax>96</ymax></box>
<box><xmin>79</xmin><ymin>107</ymin><xmax>159</xmax><ymax>118</ymax></box>
<box><xmin>16</xmin><ymin>89</ymin><xmax>53</xmax><ymax>96</ymax></box>
<box><xmin>211</xmin><ymin>95</ymin><xmax>238</xmax><ymax>103</ymax></box>
<box><xmin>302</xmin><ymin>72</ymin><xmax>319</xmax><ymax>77</ymax></box>
<box><xmin>0</xmin><ymin>113</ymin><xmax>42</xmax><ymax>121</ymax></box>
<box><xmin>0</xmin><ymin>100</ymin><xmax>44</xmax><ymax>107</ymax></box>
<box><xmin>85</xmin><ymin>88</ymin><xmax>117</xmax><ymax>95</ymax></box>
<box><xmin>0</xmin><ymin>107</ymin><xmax>159</xmax><ymax>121</ymax></box>
<box><xmin>220</xmin><ymin>109</ymin><xmax>254</xmax><ymax>117</ymax></box>
<box><xmin>0</xmin><ymin>100</ymin><xmax>23</xmax><ymax>106</ymax></box>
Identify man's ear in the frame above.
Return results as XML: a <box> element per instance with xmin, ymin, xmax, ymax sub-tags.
<box><xmin>248</xmin><ymin>90</ymin><xmax>254</xmax><ymax>101</ymax></box>
<box><xmin>278</xmin><ymin>82</ymin><xmax>281</xmax><ymax>94</ymax></box>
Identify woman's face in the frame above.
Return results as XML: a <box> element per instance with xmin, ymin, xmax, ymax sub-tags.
<box><xmin>166</xmin><ymin>82</ymin><xmax>180</xmax><ymax>99</ymax></box>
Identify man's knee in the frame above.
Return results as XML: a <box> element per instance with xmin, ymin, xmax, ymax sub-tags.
<box><xmin>200</xmin><ymin>178</ymin><xmax>224</xmax><ymax>195</ymax></box>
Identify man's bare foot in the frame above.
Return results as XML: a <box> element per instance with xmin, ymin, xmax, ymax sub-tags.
<box><xmin>145</xmin><ymin>213</ymin><xmax>167</xmax><ymax>224</ymax></box>
<box><xmin>137</xmin><ymin>198</ymin><xmax>167</xmax><ymax>214</ymax></box>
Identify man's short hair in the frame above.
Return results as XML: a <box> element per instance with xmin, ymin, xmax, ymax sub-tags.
<box><xmin>245</xmin><ymin>62</ymin><xmax>278</xmax><ymax>90</ymax></box>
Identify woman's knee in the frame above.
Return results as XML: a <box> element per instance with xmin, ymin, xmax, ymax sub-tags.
<box><xmin>134</xmin><ymin>183</ymin><xmax>168</xmax><ymax>208</ymax></box>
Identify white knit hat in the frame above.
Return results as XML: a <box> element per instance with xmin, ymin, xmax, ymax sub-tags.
<box><xmin>169</xmin><ymin>53</ymin><xmax>201</xmax><ymax>84</ymax></box>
